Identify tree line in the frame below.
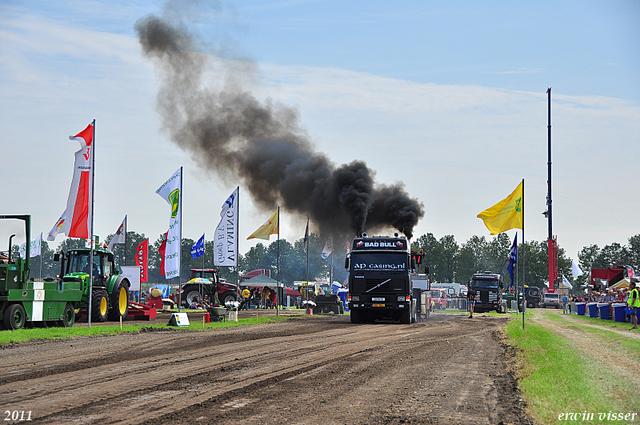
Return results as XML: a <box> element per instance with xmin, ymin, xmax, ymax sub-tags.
<box><xmin>15</xmin><ymin>232</ymin><xmax>640</xmax><ymax>292</ymax></box>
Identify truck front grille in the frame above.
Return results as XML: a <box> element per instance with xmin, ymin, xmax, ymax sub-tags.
<box><xmin>353</xmin><ymin>278</ymin><xmax>405</xmax><ymax>293</ymax></box>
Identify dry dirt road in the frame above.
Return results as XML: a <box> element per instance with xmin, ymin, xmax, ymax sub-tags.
<box><xmin>1</xmin><ymin>313</ymin><xmax>532</xmax><ymax>425</ymax></box>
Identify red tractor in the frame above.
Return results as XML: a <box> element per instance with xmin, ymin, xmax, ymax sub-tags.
<box><xmin>181</xmin><ymin>269</ymin><xmax>241</xmax><ymax>307</ymax></box>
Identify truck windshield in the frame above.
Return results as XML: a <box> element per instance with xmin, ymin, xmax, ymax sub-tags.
<box><xmin>471</xmin><ymin>279</ymin><xmax>499</xmax><ymax>289</ymax></box>
<box><xmin>351</xmin><ymin>252</ymin><xmax>407</xmax><ymax>272</ymax></box>
<box><xmin>545</xmin><ymin>294</ymin><xmax>559</xmax><ymax>299</ymax></box>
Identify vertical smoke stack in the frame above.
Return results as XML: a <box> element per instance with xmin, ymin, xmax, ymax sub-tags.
<box><xmin>135</xmin><ymin>11</ymin><xmax>424</xmax><ymax>239</ymax></box>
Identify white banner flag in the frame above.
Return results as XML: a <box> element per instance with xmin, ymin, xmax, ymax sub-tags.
<box><xmin>571</xmin><ymin>260</ymin><xmax>584</xmax><ymax>277</ymax></box>
<box><xmin>19</xmin><ymin>233</ymin><xmax>42</xmax><ymax>259</ymax></box>
<box><xmin>321</xmin><ymin>237</ymin><xmax>334</xmax><ymax>259</ymax></box>
<box><xmin>107</xmin><ymin>215</ymin><xmax>127</xmax><ymax>252</ymax></box>
<box><xmin>156</xmin><ymin>168</ymin><xmax>182</xmax><ymax>279</ymax></box>
<box><xmin>47</xmin><ymin>210</ymin><xmax>67</xmax><ymax>241</ymax></box>
<box><xmin>214</xmin><ymin>187</ymin><xmax>239</xmax><ymax>266</ymax></box>
<box><xmin>63</xmin><ymin>123</ymin><xmax>94</xmax><ymax>239</ymax></box>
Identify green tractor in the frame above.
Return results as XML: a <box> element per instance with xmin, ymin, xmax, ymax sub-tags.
<box><xmin>55</xmin><ymin>247</ymin><xmax>131</xmax><ymax>322</ymax></box>
<box><xmin>1</xmin><ymin>215</ymin><xmax>80</xmax><ymax>330</ymax></box>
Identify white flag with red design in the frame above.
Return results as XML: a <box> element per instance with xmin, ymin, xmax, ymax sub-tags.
<box><xmin>63</xmin><ymin>123</ymin><xmax>94</xmax><ymax>239</ymax></box>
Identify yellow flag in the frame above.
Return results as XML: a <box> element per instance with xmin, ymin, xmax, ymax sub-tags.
<box><xmin>247</xmin><ymin>209</ymin><xmax>279</xmax><ymax>240</ymax></box>
<box><xmin>477</xmin><ymin>181</ymin><xmax>523</xmax><ymax>235</ymax></box>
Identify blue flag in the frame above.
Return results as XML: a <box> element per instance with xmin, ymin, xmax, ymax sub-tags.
<box><xmin>191</xmin><ymin>234</ymin><xmax>205</xmax><ymax>259</ymax></box>
<box><xmin>508</xmin><ymin>234</ymin><xmax>517</xmax><ymax>289</ymax></box>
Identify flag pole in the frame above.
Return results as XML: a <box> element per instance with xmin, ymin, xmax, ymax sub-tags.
<box><xmin>178</xmin><ymin>166</ymin><xmax>183</xmax><ymax>312</ymax></box>
<box><xmin>236</xmin><ymin>187</ymin><xmax>240</xmax><ymax>287</ymax></box>
<box><xmin>39</xmin><ymin>232</ymin><xmax>42</xmax><ymax>281</ymax></box>
<box><xmin>202</xmin><ymin>233</ymin><xmax>205</xmax><ymax>279</ymax></box>
<box><xmin>276</xmin><ymin>206</ymin><xmax>280</xmax><ymax>317</ymax></box>
<box><xmin>88</xmin><ymin>119</ymin><xmax>96</xmax><ymax>329</ymax></box>
<box><xmin>522</xmin><ymin>178</ymin><xmax>525</xmax><ymax>330</ymax></box>
<box><xmin>306</xmin><ymin>217</ymin><xmax>310</xmax><ymax>292</ymax></box>
<box><xmin>124</xmin><ymin>215</ymin><xmax>127</xmax><ymax>266</ymax></box>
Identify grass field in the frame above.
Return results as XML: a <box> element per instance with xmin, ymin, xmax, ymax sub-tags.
<box><xmin>505</xmin><ymin>310</ymin><xmax>640</xmax><ymax>424</ymax></box>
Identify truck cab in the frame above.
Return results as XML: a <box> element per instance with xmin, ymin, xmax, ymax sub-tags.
<box><xmin>346</xmin><ymin>234</ymin><xmax>416</xmax><ymax>324</ymax></box>
<box><xmin>469</xmin><ymin>272</ymin><xmax>503</xmax><ymax>313</ymax></box>
<box><xmin>542</xmin><ymin>291</ymin><xmax>561</xmax><ymax>309</ymax></box>
<box><xmin>524</xmin><ymin>285</ymin><xmax>541</xmax><ymax>308</ymax></box>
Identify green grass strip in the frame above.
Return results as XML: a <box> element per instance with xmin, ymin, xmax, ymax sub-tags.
<box><xmin>544</xmin><ymin>312</ymin><xmax>640</xmax><ymax>359</ymax></box>
<box><xmin>506</xmin><ymin>318</ymin><xmax>638</xmax><ymax>424</ymax></box>
<box><xmin>0</xmin><ymin>316</ymin><xmax>292</xmax><ymax>345</ymax></box>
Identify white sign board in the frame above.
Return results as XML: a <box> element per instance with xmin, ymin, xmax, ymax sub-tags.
<box><xmin>168</xmin><ymin>312</ymin><xmax>190</xmax><ymax>327</ymax></box>
<box><xmin>121</xmin><ymin>266</ymin><xmax>141</xmax><ymax>292</ymax></box>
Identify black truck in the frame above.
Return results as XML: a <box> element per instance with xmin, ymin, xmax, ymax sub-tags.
<box><xmin>345</xmin><ymin>234</ymin><xmax>416</xmax><ymax>324</ymax></box>
<box><xmin>469</xmin><ymin>272</ymin><xmax>504</xmax><ymax>313</ymax></box>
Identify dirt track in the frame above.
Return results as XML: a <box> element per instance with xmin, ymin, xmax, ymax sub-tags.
<box><xmin>0</xmin><ymin>313</ymin><xmax>532</xmax><ymax>424</ymax></box>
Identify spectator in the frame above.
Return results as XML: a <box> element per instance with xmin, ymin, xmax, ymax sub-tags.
<box><xmin>562</xmin><ymin>294</ymin><xmax>569</xmax><ymax>314</ymax></box>
<box><xmin>467</xmin><ymin>288</ymin><xmax>476</xmax><ymax>318</ymax></box>
<box><xmin>269</xmin><ymin>288</ymin><xmax>277</xmax><ymax>309</ymax></box>
<box><xmin>628</xmin><ymin>281</ymin><xmax>639</xmax><ymax>330</ymax></box>
<box><xmin>242</xmin><ymin>287</ymin><xmax>251</xmax><ymax>310</ymax></box>
<box><xmin>261</xmin><ymin>287</ymin><xmax>270</xmax><ymax>308</ymax></box>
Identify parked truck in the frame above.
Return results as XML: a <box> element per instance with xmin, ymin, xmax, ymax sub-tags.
<box><xmin>345</xmin><ymin>234</ymin><xmax>416</xmax><ymax>324</ymax></box>
<box><xmin>1</xmin><ymin>215</ymin><xmax>80</xmax><ymax>330</ymax></box>
<box><xmin>541</xmin><ymin>290</ymin><xmax>561</xmax><ymax>308</ymax></box>
<box><xmin>524</xmin><ymin>285</ymin><xmax>541</xmax><ymax>308</ymax></box>
<box><xmin>469</xmin><ymin>272</ymin><xmax>504</xmax><ymax>313</ymax></box>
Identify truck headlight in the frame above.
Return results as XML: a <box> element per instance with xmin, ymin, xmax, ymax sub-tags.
<box><xmin>352</xmin><ymin>295</ymin><xmax>359</xmax><ymax>301</ymax></box>
<box><xmin>397</xmin><ymin>296</ymin><xmax>406</xmax><ymax>302</ymax></box>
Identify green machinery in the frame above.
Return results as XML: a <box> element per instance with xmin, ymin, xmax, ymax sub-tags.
<box><xmin>1</xmin><ymin>215</ymin><xmax>131</xmax><ymax>330</ymax></box>
<box><xmin>1</xmin><ymin>215</ymin><xmax>79</xmax><ymax>330</ymax></box>
<box><xmin>56</xmin><ymin>246</ymin><xmax>131</xmax><ymax>323</ymax></box>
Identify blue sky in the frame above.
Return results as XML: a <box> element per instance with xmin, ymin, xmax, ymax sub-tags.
<box><xmin>1</xmin><ymin>0</ymin><xmax>639</xmax><ymax>267</ymax></box>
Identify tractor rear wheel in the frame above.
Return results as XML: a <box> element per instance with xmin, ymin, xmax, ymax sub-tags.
<box><xmin>108</xmin><ymin>283</ymin><xmax>130</xmax><ymax>321</ymax></box>
<box><xmin>91</xmin><ymin>289</ymin><xmax>109</xmax><ymax>322</ymax></box>
<box><xmin>3</xmin><ymin>303</ymin><xmax>26</xmax><ymax>330</ymax></box>
<box><xmin>221</xmin><ymin>291</ymin><xmax>237</xmax><ymax>306</ymax></box>
<box><xmin>184</xmin><ymin>288</ymin><xmax>201</xmax><ymax>307</ymax></box>
<box><xmin>59</xmin><ymin>303</ymin><xmax>75</xmax><ymax>327</ymax></box>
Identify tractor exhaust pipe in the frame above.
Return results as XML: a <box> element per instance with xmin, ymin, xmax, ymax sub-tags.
<box><xmin>8</xmin><ymin>234</ymin><xmax>15</xmax><ymax>263</ymax></box>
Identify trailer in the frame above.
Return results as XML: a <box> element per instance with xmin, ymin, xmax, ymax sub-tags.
<box><xmin>1</xmin><ymin>215</ymin><xmax>80</xmax><ymax>330</ymax></box>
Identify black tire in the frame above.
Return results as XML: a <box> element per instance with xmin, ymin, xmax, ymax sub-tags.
<box><xmin>59</xmin><ymin>303</ymin><xmax>75</xmax><ymax>327</ymax></box>
<box><xmin>527</xmin><ymin>302</ymin><xmax>534</xmax><ymax>308</ymax></box>
<box><xmin>350</xmin><ymin>309</ymin><xmax>361</xmax><ymax>323</ymax></box>
<box><xmin>183</xmin><ymin>288</ymin><xmax>201</xmax><ymax>307</ymax></box>
<box><xmin>108</xmin><ymin>281</ymin><xmax>130</xmax><ymax>321</ymax></box>
<box><xmin>91</xmin><ymin>289</ymin><xmax>109</xmax><ymax>322</ymax></box>
<box><xmin>4</xmin><ymin>303</ymin><xmax>26</xmax><ymax>330</ymax></box>
<box><xmin>221</xmin><ymin>291</ymin><xmax>237</xmax><ymax>306</ymax></box>
<box><xmin>400</xmin><ymin>308</ymin><xmax>411</xmax><ymax>324</ymax></box>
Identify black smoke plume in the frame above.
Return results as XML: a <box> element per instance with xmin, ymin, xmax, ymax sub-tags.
<box><xmin>135</xmin><ymin>14</ymin><xmax>424</xmax><ymax>239</ymax></box>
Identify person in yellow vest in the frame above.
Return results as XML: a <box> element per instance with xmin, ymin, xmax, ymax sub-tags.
<box><xmin>242</xmin><ymin>287</ymin><xmax>251</xmax><ymax>310</ymax></box>
<box><xmin>628</xmin><ymin>280</ymin><xmax>639</xmax><ymax>330</ymax></box>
